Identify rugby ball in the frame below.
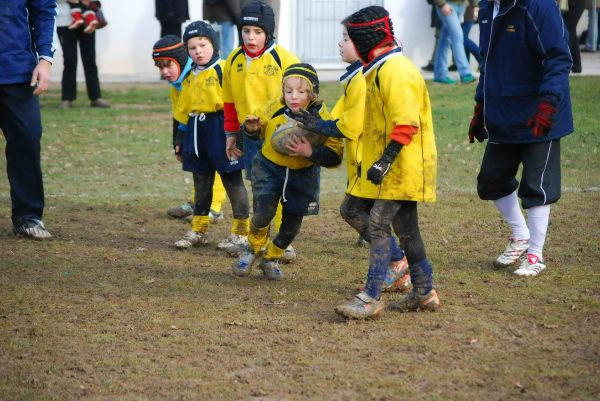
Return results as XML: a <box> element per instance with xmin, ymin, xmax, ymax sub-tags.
<box><xmin>270</xmin><ymin>119</ymin><xmax>327</xmax><ymax>156</ymax></box>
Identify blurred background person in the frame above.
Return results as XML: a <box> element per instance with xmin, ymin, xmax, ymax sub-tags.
<box><xmin>203</xmin><ymin>0</ymin><xmax>242</xmax><ymax>59</ymax></box>
<box><xmin>56</xmin><ymin>0</ymin><xmax>110</xmax><ymax>108</ymax></box>
<box><xmin>155</xmin><ymin>0</ymin><xmax>189</xmax><ymax>38</ymax></box>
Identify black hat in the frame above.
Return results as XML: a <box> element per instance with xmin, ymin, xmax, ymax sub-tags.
<box><xmin>183</xmin><ymin>20</ymin><xmax>220</xmax><ymax>53</ymax></box>
<box><xmin>283</xmin><ymin>63</ymin><xmax>319</xmax><ymax>95</ymax></box>
<box><xmin>152</xmin><ymin>35</ymin><xmax>188</xmax><ymax>71</ymax></box>
<box><xmin>345</xmin><ymin>6</ymin><xmax>395</xmax><ymax>64</ymax></box>
<box><xmin>240</xmin><ymin>1</ymin><xmax>275</xmax><ymax>40</ymax></box>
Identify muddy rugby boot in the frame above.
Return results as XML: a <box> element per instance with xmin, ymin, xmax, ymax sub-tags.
<box><xmin>335</xmin><ymin>292</ymin><xmax>384</xmax><ymax>320</ymax></box>
<box><xmin>388</xmin><ymin>289</ymin><xmax>440</xmax><ymax>312</ymax></box>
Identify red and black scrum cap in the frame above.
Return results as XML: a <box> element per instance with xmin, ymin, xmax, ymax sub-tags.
<box><xmin>345</xmin><ymin>6</ymin><xmax>395</xmax><ymax>64</ymax></box>
<box><xmin>152</xmin><ymin>35</ymin><xmax>188</xmax><ymax>70</ymax></box>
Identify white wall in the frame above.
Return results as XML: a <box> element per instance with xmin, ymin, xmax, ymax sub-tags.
<box><xmin>49</xmin><ymin>0</ymin><xmax>470</xmax><ymax>83</ymax></box>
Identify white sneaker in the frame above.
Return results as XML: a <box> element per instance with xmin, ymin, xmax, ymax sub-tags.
<box><xmin>494</xmin><ymin>238</ymin><xmax>529</xmax><ymax>268</ymax></box>
<box><xmin>513</xmin><ymin>254</ymin><xmax>546</xmax><ymax>277</ymax></box>
<box><xmin>280</xmin><ymin>245</ymin><xmax>296</xmax><ymax>263</ymax></box>
<box><xmin>218</xmin><ymin>234</ymin><xmax>248</xmax><ymax>255</ymax></box>
<box><xmin>174</xmin><ymin>230</ymin><xmax>207</xmax><ymax>249</ymax></box>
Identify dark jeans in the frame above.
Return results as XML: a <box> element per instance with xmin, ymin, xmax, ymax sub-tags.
<box><xmin>0</xmin><ymin>83</ymin><xmax>44</xmax><ymax>225</ymax></box>
<box><xmin>462</xmin><ymin>20</ymin><xmax>481</xmax><ymax>65</ymax></box>
<box><xmin>57</xmin><ymin>26</ymin><xmax>102</xmax><ymax>101</ymax></box>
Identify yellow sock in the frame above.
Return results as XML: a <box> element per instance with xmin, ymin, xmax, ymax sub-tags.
<box><xmin>211</xmin><ymin>173</ymin><xmax>226</xmax><ymax>213</ymax></box>
<box><xmin>231</xmin><ymin>217</ymin><xmax>249</xmax><ymax>236</ymax></box>
<box><xmin>273</xmin><ymin>201</ymin><xmax>283</xmax><ymax>232</ymax></box>
<box><xmin>191</xmin><ymin>215</ymin><xmax>210</xmax><ymax>233</ymax></box>
<box><xmin>264</xmin><ymin>240</ymin><xmax>286</xmax><ymax>260</ymax></box>
<box><xmin>249</xmin><ymin>223</ymin><xmax>269</xmax><ymax>254</ymax></box>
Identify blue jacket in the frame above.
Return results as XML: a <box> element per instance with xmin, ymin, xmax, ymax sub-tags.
<box><xmin>0</xmin><ymin>0</ymin><xmax>57</xmax><ymax>85</ymax></box>
<box><xmin>476</xmin><ymin>0</ymin><xmax>574</xmax><ymax>143</ymax></box>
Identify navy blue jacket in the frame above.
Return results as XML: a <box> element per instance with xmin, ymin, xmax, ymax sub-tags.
<box><xmin>476</xmin><ymin>0</ymin><xmax>574</xmax><ymax>143</ymax></box>
<box><xmin>0</xmin><ymin>0</ymin><xmax>57</xmax><ymax>85</ymax></box>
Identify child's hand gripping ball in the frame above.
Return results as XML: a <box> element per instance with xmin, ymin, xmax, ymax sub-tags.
<box><xmin>271</xmin><ymin>118</ymin><xmax>326</xmax><ymax>156</ymax></box>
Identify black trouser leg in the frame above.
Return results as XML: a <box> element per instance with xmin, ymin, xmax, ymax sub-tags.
<box><xmin>78</xmin><ymin>30</ymin><xmax>101</xmax><ymax>100</ymax></box>
<box><xmin>57</xmin><ymin>27</ymin><xmax>78</xmax><ymax>101</ymax></box>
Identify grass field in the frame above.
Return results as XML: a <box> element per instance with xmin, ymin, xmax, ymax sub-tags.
<box><xmin>1</xmin><ymin>77</ymin><xmax>599</xmax><ymax>401</ymax></box>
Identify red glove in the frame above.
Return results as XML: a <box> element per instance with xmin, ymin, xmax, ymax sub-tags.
<box><xmin>468</xmin><ymin>103</ymin><xmax>488</xmax><ymax>143</ymax></box>
<box><xmin>527</xmin><ymin>99</ymin><xmax>557</xmax><ymax>137</ymax></box>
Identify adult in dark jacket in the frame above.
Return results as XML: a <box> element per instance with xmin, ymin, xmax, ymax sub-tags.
<box><xmin>203</xmin><ymin>0</ymin><xmax>243</xmax><ymax>58</ymax></box>
<box><xmin>0</xmin><ymin>0</ymin><xmax>56</xmax><ymax>239</ymax></box>
<box><xmin>155</xmin><ymin>0</ymin><xmax>190</xmax><ymax>38</ymax></box>
<box><xmin>469</xmin><ymin>0</ymin><xmax>573</xmax><ymax>277</ymax></box>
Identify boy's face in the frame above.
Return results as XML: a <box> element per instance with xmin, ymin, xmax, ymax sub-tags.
<box><xmin>339</xmin><ymin>27</ymin><xmax>359</xmax><ymax>64</ymax></box>
<box><xmin>187</xmin><ymin>36</ymin><xmax>214</xmax><ymax>65</ymax></box>
<box><xmin>241</xmin><ymin>26</ymin><xmax>267</xmax><ymax>52</ymax></box>
<box><xmin>283</xmin><ymin>77</ymin><xmax>311</xmax><ymax>113</ymax></box>
<box><xmin>156</xmin><ymin>61</ymin><xmax>180</xmax><ymax>83</ymax></box>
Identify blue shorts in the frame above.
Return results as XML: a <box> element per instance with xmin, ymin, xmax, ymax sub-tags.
<box><xmin>251</xmin><ymin>152</ymin><xmax>320</xmax><ymax>216</ymax></box>
<box><xmin>182</xmin><ymin>111</ymin><xmax>244</xmax><ymax>174</ymax></box>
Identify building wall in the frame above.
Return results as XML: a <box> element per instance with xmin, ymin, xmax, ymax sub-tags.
<box><xmin>49</xmin><ymin>0</ymin><xmax>473</xmax><ymax>83</ymax></box>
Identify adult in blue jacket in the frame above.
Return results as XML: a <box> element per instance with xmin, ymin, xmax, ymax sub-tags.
<box><xmin>0</xmin><ymin>0</ymin><xmax>57</xmax><ymax>239</ymax></box>
<box><xmin>468</xmin><ymin>0</ymin><xmax>573</xmax><ymax>277</ymax></box>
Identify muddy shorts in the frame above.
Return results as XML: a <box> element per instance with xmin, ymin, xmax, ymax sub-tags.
<box><xmin>251</xmin><ymin>151</ymin><xmax>320</xmax><ymax>216</ymax></box>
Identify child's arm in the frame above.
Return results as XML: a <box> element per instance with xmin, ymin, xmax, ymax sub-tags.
<box><xmin>286</xmin><ymin>136</ymin><xmax>342</xmax><ymax>168</ymax></box>
<box><xmin>290</xmin><ymin>109</ymin><xmax>345</xmax><ymax>138</ymax></box>
<box><xmin>242</xmin><ymin>116</ymin><xmax>262</xmax><ymax>140</ymax></box>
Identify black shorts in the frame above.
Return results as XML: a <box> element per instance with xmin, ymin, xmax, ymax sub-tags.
<box><xmin>477</xmin><ymin>139</ymin><xmax>561</xmax><ymax>209</ymax></box>
<box><xmin>251</xmin><ymin>152</ymin><xmax>320</xmax><ymax>216</ymax></box>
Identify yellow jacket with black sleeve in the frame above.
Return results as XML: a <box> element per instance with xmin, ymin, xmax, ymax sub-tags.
<box><xmin>330</xmin><ymin>61</ymin><xmax>366</xmax><ymax>196</ymax></box>
<box><xmin>261</xmin><ymin>101</ymin><xmax>344</xmax><ymax>170</ymax></box>
<box><xmin>359</xmin><ymin>48</ymin><xmax>437</xmax><ymax>202</ymax></box>
<box><xmin>223</xmin><ymin>43</ymin><xmax>299</xmax><ymax>124</ymax></box>
<box><xmin>174</xmin><ymin>59</ymin><xmax>225</xmax><ymax>125</ymax></box>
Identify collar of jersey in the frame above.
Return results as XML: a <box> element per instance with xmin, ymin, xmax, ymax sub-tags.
<box><xmin>170</xmin><ymin>57</ymin><xmax>193</xmax><ymax>91</ymax></box>
<box><xmin>243</xmin><ymin>40</ymin><xmax>276</xmax><ymax>59</ymax></box>
<box><xmin>192</xmin><ymin>55</ymin><xmax>221</xmax><ymax>75</ymax></box>
<box><xmin>340</xmin><ymin>61</ymin><xmax>362</xmax><ymax>84</ymax></box>
<box><xmin>363</xmin><ymin>47</ymin><xmax>402</xmax><ymax>77</ymax></box>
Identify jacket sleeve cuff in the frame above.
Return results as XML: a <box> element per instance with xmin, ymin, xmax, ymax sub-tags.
<box><xmin>39</xmin><ymin>55</ymin><xmax>54</xmax><ymax>64</ymax></box>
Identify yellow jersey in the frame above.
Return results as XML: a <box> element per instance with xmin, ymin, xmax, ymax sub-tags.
<box><xmin>223</xmin><ymin>43</ymin><xmax>299</xmax><ymax>124</ymax></box>
<box><xmin>330</xmin><ymin>61</ymin><xmax>366</xmax><ymax>196</ymax></box>
<box><xmin>261</xmin><ymin>101</ymin><xmax>343</xmax><ymax>170</ymax></box>
<box><xmin>359</xmin><ymin>49</ymin><xmax>437</xmax><ymax>202</ymax></box>
<box><xmin>174</xmin><ymin>59</ymin><xmax>225</xmax><ymax>125</ymax></box>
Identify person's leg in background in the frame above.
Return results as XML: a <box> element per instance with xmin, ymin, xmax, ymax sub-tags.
<box><xmin>584</xmin><ymin>6</ymin><xmax>598</xmax><ymax>51</ymax></box>
<box><xmin>57</xmin><ymin>26</ymin><xmax>78</xmax><ymax>108</ymax></box>
<box><xmin>434</xmin><ymin>3</ymin><xmax>473</xmax><ymax>83</ymax></box>
<box><xmin>78</xmin><ymin>28</ymin><xmax>108</xmax><ymax>107</ymax></box>
<box><xmin>564</xmin><ymin>0</ymin><xmax>586</xmax><ymax>72</ymax></box>
<box><xmin>462</xmin><ymin>19</ymin><xmax>481</xmax><ymax>68</ymax></box>
<box><xmin>219</xmin><ymin>20</ymin><xmax>236</xmax><ymax>60</ymax></box>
